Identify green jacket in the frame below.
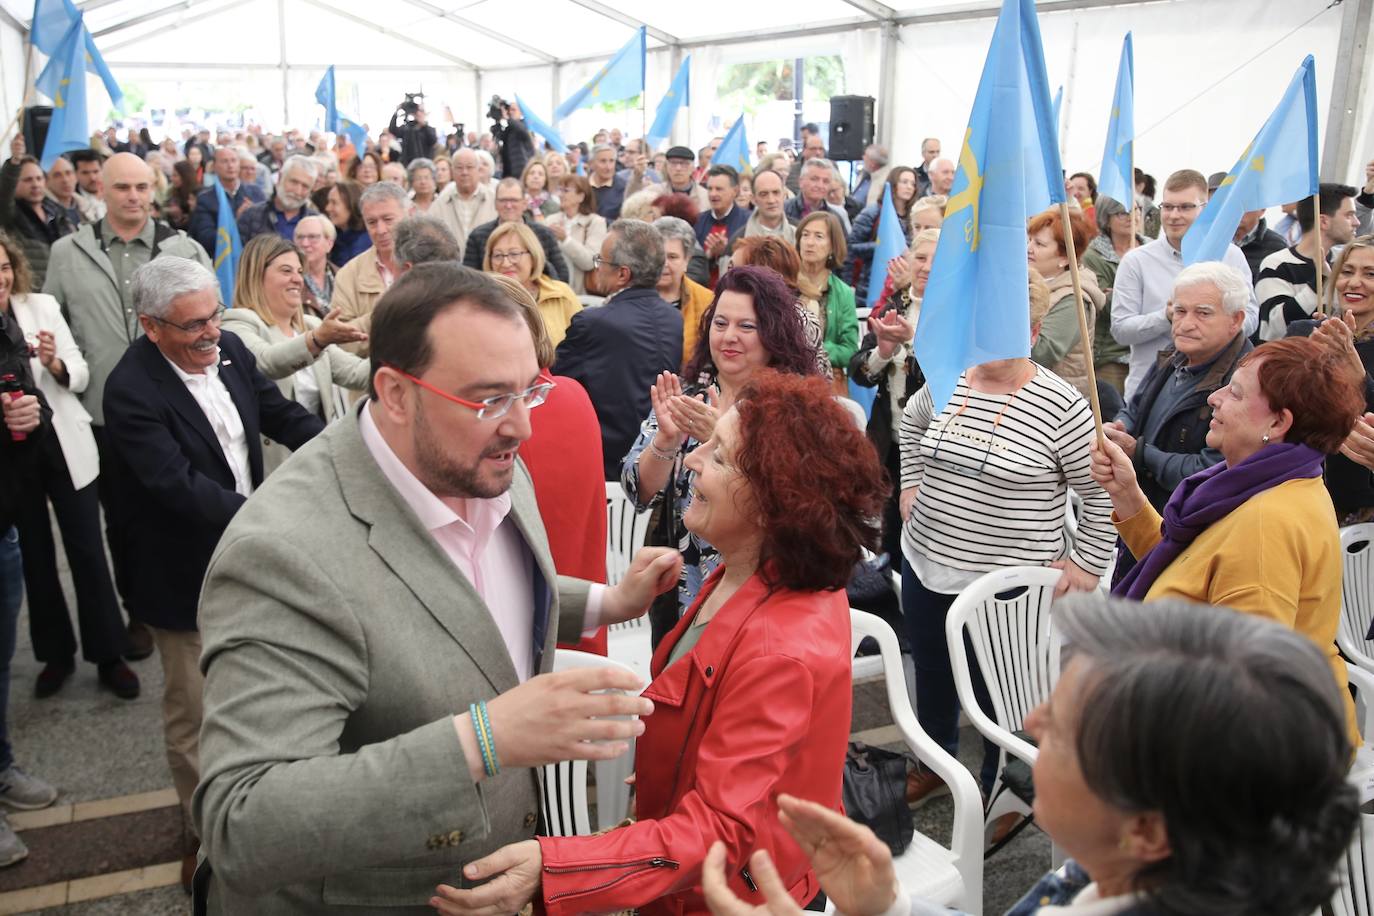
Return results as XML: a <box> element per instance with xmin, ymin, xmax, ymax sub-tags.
<box><xmin>1082</xmin><ymin>236</ymin><xmax>1130</xmax><ymax>365</ymax></box>
<box><xmin>822</xmin><ymin>275</ymin><xmax>860</xmax><ymax>372</ymax></box>
<box><xmin>43</xmin><ymin>220</ymin><xmax>210</xmax><ymax>425</ymax></box>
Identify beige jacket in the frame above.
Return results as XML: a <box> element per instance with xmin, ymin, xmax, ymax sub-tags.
<box><xmin>331</xmin><ymin>247</ymin><xmax>388</xmax><ymax>358</ymax></box>
<box><xmin>432</xmin><ymin>183</ymin><xmax>497</xmax><ymax>259</ymax></box>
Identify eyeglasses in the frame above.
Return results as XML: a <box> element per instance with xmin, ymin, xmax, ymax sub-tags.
<box><xmin>1160</xmin><ymin>203</ymin><xmax>1202</xmax><ymax>214</ymax></box>
<box><xmin>928</xmin><ymin>387</ymin><xmax>1022</xmax><ymax>478</ymax></box>
<box><xmin>592</xmin><ymin>255</ymin><xmax>624</xmax><ymax>271</ymax></box>
<box><xmin>496</xmin><ymin>197</ymin><xmax>525</xmax><ymax>206</ymax></box>
<box><xmin>490</xmin><ymin>250</ymin><xmax>530</xmax><ymax>264</ymax></box>
<box><xmin>151</xmin><ymin>304</ymin><xmax>226</xmax><ymax>334</ymax></box>
<box><xmin>392</xmin><ymin>368</ymin><xmax>556</xmax><ymax>420</ymax></box>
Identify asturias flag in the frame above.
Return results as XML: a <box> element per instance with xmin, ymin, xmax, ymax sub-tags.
<box><xmin>37</xmin><ymin>17</ymin><xmax>89</xmax><ymax>170</ymax></box>
<box><xmin>213</xmin><ymin>182</ymin><xmax>242</xmax><ymax>304</ymax></box>
<box><xmin>315</xmin><ymin>66</ymin><xmax>368</xmax><ymax>150</ymax></box>
<box><xmin>1182</xmin><ymin>56</ymin><xmax>1319</xmax><ymax>266</ymax></box>
<box><xmin>554</xmin><ymin>27</ymin><xmax>645</xmax><ymax>121</ymax></box>
<box><xmin>515</xmin><ymin>95</ymin><xmax>568</xmax><ymax>153</ymax></box>
<box><xmin>645</xmin><ymin>56</ymin><xmax>690</xmax><ymax>150</ymax></box>
<box><xmin>866</xmin><ymin>184</ymin><xmax>909</xmax><ymax>308</ymax></box>
<box><xmin>713</xmin><ymin>114</ymin><xmax>750</xmax><ymax>174</ymax></box>
<box><xmin>31</xmin><ymin>0</ymin><xmax>122</xmax><ymax>110</ymax></box>
<box><xmin>914</xmin><ymin>0</ymin><xmax>1065</xmax><ymax>410</ymax></box>
<box><xmin>1096</xmin><ymin>33</ymin><xmax>1135</xmax><ymax>207</ymax></box>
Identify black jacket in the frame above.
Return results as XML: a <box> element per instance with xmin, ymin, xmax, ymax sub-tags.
<box><xmin>1239</xmin><ymin>218</ymin><xmax>1288</xmax><ymax>280</ymax></box>
<box><xmin>553</xmin><ymin>286</ymin><xmax>684</xmax><ymax>480</ymax></box>
<box><xmin>498</xmin><ymin>118</ymin><xmax>534</xmax><ymax>181</ymax></box>
<box><xmin>387</xmin><ymin>113</ymin><xmax>439</xmax><ymax>166</ymax></box>
<box><xmin>1118</xmin><ymin>333</ymin><xmax>1251</xmax><ymax>511</ymax></box>
<box><xmin>462</xmin><ymin>215</ymin><xmax>570</xmax><ymax>282</ymax></box>
<box><xmin>101</xmin><ymin>332</ymin><xmax>324</xmax><ymax>630</ymax></box>
<box><xmin>0</xmin><ymin>160</ymin><xmax>75</xmax><ymax>288</ymax></box>
<box><xmin>237</xmin><ymin>196</ymin><xmax>320</xmax><ymax>245</ymax></box>
<box><xmin>1289</xmin><ymin>318</ymin><xmax>1374</xmax><ymax>516</ymax></box>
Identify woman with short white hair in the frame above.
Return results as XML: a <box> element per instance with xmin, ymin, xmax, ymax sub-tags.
<box><xmin>405</xmin><ymin>158</ymin><xmax>438</xmax><ymax>213</ymax></box>
<box><xmin>293</xmin><ymin>214</ymin><xmax>337</xmax><ymax>316</ymax></box>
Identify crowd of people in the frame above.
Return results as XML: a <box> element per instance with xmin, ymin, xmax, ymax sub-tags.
<box><xmin>0</xmin><ymin>99</ymin><xmax>1372</xmax><ymax>916</ymax></box>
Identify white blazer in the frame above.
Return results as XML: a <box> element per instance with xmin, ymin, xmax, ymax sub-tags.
<box><xmin>10</xmin><ymin>292</ymin><xmax>99</xmax><ymax>491</ymax></box>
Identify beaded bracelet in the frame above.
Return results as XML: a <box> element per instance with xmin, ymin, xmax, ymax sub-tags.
<box><xmin>469</xmin><ymin>700</ymin><xmax>500</xmax><ymax>778</ymax></box>
<box><xmin>648</xmin><ymin>442</ymin><xmax>679</xmax><ymax>462</ymax></box>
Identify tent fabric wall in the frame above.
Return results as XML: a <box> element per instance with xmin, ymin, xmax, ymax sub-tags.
<box><xmin>0</xmin><ymin>0</ymin><xmax>1369</xmax><ymax>192</ymax></box>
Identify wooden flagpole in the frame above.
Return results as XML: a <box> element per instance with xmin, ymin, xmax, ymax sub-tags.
<box><xmin>1059</xmin><ymin>200</ymin><xmax>1106</xmax><ymax>449</ymax></box>
<box><xmin>1313</xmin><ymin>191</ymin><xmax>1325</xmax><ymax>311</ymax></box>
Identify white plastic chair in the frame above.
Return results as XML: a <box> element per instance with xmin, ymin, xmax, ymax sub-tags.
<box><xmin>847</xmin><ymin>609</ymin><xmax>984</xmax><ymax>915</ymax></box>
<box><xmin>539</xmin><ymin>650</ymin><xmax>640</xmax><ymax>835</ymax></box>
<box><xmin>945</xmin><ymin>567</ymin><xmax>1063</xmax><ymax>845</ymax></box>
<box><xmin>605</xmin><ymin>482</ymin><xmax>655</xmax><ymax>682</ymax></box>
<box><xmin>1328</xmin><ymin>808</ymin><xmax>1374</xmax><ymax>916</ymax></box>
<box><xmin>1339</xmin><ymin>524</ymin><xmax>1374</xmax><ymax>674</ymax></box>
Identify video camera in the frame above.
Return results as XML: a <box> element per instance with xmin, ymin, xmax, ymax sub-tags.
<box><xmin>397</xmin><ymin>92</ymin><xmax>425</xmax><ymax>124</ymax></box>
<box><xmin>487</xmin><ymin>95</ymin><xmax>510</xmax><ymax>124</ymax></box>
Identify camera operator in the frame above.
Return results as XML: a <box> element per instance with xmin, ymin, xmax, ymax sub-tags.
<box><xmin>387</xmin><ymin>96</ymin><xmax>438</xmax><ymax>167</ymax></box>
<box><xmin>490</xmin><ymin>97</ymin><xmax>534</xmax><ymax>183</ymax></box>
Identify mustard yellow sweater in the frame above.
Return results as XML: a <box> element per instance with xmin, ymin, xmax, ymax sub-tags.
<box><xmin>1116</xmin><ymin>476</ymin><xmax>1360</xmax><ymax>748</ymax></box>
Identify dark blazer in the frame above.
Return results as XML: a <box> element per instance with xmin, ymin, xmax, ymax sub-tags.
<box><xmin>461</xmin><ymin>215</ymin><xmax>570</xmax><ymax>282</ymax></box>
<box><xmin>553</xmin><ymin>285</ymin><xmax>683</xmax><ymax>480</ymax></box>
<box><xmin>1289</xmin><ymin>318</ymin><xmax>1374</xmax><ymax>516</ymax></box>
<box><xmin>101</xmin><ymin>332</ymin><xmax>324</xmax><ymax>630</ymax></box>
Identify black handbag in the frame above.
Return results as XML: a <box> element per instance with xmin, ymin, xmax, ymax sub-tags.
<box><xmin>842</xmin><ymin>742</ymin><xmax>914</xmax><ymax>856</ymax></box>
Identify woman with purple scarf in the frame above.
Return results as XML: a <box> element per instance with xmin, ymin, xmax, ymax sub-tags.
<box><xmin>1091</xmin><ymin>335</ymin><xmax>1364</xmax><ymax>747</ymax></box>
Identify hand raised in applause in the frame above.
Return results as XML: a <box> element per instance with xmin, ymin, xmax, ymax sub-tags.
<box><xmin>311</xmin><ymin>307</ymin><xmax>369</xmax><ymax>348</ymax></box>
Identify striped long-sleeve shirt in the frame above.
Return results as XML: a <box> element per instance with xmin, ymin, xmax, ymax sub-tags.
<box><xmin>898</xmin><ymin>365</ymin><xmax>1115</xmax><ymax>592</ymax></box>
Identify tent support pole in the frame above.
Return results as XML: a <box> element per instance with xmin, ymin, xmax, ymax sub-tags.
<box><xmin>1323</xmin><ymin>0</ymin><xmax>1373</xmax><ymax>181</ymax></box>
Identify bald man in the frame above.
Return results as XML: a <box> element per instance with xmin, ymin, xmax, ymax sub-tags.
<box><xmin>43</xmin><ymin>152</ymin><xmax>211</xmax><ymax>661</ymax></box>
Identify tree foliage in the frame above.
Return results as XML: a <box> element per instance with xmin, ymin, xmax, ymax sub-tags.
<box><xmin>717</xmin><ymin>56</ymin><xmax>845</xmax><ymax>112</ymax></box>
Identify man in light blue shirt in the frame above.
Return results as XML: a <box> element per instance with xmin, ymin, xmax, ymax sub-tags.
<box><xmin>1110</xmin><ymin>169</ymin><xmax>1258</xmax><ymax>398</ymax></box>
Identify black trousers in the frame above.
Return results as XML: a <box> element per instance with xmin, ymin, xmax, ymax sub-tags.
<box><xmin>91</xmin><ymin>425</ymin><xmax>132</xmax><ymax>616</ymax></box>
<box><xmin>13</xmin><ymin>431</ymin><xmax>127</xmax><ymax>664</ymax></box>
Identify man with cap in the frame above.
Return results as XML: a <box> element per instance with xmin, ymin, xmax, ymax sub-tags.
<box><xmin>646</xmin><ymin>146</ymin><xmax>709</xmax><ymax>214</ymax></box>
<box><xmin>1207</xmin><ymin>171</ymin><xmax>1286</xmax><ymax>280</ymax></box>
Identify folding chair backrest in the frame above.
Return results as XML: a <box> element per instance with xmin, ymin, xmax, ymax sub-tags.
<box><xmin>1330</xmin><ymin>811</ymin><xmax>1374</xmax><ymax>916</ymax></box>
<box><xmin>1340</xmin><ymin>524</ymin><xmax>1374</xmax><ymax>673</ymax></box>
<box><xmin>950</xmin><ymin>567</ymin><xmax>1062</xmax><ymax>739</ymax></box>
<box><xmin>605</xmin><ymin>482</ymin><xmax>652</xmax><ymax>586</ymax></box>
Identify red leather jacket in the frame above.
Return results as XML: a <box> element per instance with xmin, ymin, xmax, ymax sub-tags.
<box><xmin>536</xmin><ymin>568</ymin><xmax>853</xmax><ymax>916</ymax></box>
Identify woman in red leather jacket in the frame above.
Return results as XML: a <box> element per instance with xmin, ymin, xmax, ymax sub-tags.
<box><xmin>432</xmin><ymin>370</ymin><xmax>889</xmax><ymax>916</ymax></box>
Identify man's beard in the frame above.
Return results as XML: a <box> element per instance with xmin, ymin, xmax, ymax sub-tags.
<box><xmin>278</xmin><ymin>189</ymin><xmax>308</xmax><ymax>211</ymax></box>
<box><xmin>412</xmin><ymin>397</ymin><xmax>520</xmax><ymax>499</ymax></box>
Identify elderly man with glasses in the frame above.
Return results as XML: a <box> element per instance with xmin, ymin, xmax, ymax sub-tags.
<box><xmin>100</xmin><ymin>257</ymin><xmax>323</xmax><ymax>891</ymax></box>
<box><xmin>1110</xmin><ymin>169</ymin><xmax>1258</xmax><ymax>398</ymax></box>
<box><xmin>461</xmin><ymin>178</ymin><xmax>569</xmax><ymax>282</ymax></box>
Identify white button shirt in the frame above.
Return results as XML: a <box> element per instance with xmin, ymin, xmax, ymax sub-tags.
<box><xmin>163</xmin><ymin>352</ymin><xmax>254</xmax><ymax>497</ymax></box>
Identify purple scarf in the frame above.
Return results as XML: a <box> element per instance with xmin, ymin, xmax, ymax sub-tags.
<box><xmin>1114</xmin><ymin>442</ymin><xmax>1325</xmax><ymax>601</ymax></box>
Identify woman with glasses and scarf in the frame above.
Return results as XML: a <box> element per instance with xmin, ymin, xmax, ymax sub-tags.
<box><xmin>1092</xmin><ymin>334</ymin><xmax>1364</xmax><ymax>748</ymax></box>
<box><xmin>898</xmin><ymin>270</ymin><xmax>1114</xmax><ymax>808</ymax></box>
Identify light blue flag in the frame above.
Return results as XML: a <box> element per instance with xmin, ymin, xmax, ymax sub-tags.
<box><xmin>31</xmin><ymin>0</ymin><xmax>122</xmax><ymax>110</ymax></box>
<box><xmin>554</xmin><ymin>27</ymin><xmax>645</xmax><ymax>121</ymax></box>
<box><xmin>914</xmin><ymin>0</ymin><xmax>1065</xmax><ymax>410</ymax></box>
<box><xmin>38</xmin><ymin>18</ymin><xmax>88</xmax><ymax>170</ymax></box>
<box><xmin>645</xmin><ymin>56</ymin><xmax>690</xmax><ymax>151</ymax></box>
<box><xmin>866</xmin><ymin>184</ymin><xmax>909</xmax><ymax>308</ymax></box>
<box><xmin>515</xmin><ymin>94</ymin><xmax>568</xmax><ymax>153</ymax></box>
<box><xmin>1096</xmin><ymin>33</ymin><xmax>1134</xmax><ymax>206</ymax></box>
<box><xmin>713</xmin><ymin>114</ymin><xmax>750</xmax><ymax>174</ymax></box>
<box><xmin>1052</xmin><ymin>86</ymin><xmax>1062</xmax><ymax>133</ymax></box>
<box><xmin>315</xmin><ymin>67</ymin><xmax>368</xmax><ymax>150</ymax></box>
<box><xmin>213</xmin><ymin>182</ymin><xmax>242</xmax><ymax>304</ymax></box>
<box><xmin>1182</xmin><ymin>56</ymin><xmax>1319</xmax><ymax>266</ymax></box>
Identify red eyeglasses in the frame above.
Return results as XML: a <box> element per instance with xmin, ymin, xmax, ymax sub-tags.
<box><xmin>390</xmin><ymin>368</ymin><xmax>555</xmax><ymax>420</ymax></box>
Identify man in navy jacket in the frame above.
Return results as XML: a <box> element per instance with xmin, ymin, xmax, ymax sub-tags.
<box><xmin>553</xmin><ymin>219</ymin><xmax>682</xmax><ymax>479</ymax></box>
<box><xmin>102</xmin><ymin>257</ymin><xmax>323</xmax><ymax>885</ymax></box>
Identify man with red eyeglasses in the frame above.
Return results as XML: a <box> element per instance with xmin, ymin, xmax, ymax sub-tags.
<box><xmin>192</xmin><ymin>262</ymin><xmax>681</xmax><ymax>913</ymax></box>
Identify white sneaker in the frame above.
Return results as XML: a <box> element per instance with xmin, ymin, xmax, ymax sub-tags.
<box><xmin>0</xmin><ymin>766</ymin><xmax>57</xmax><ymax>810</ymax></box>
<box><xmin>0</xmin><ymin>814</ymin><xmax>28</xmax><ymax>867</ymax></box>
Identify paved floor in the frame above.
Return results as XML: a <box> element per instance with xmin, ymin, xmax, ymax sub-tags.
<box><xmin>0</xmin><ymin>519</ymin><xmax>1051</xmax><ymax>915</ymax></box>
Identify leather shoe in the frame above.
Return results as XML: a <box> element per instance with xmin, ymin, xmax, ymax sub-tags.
<box><xmin>34</xmin><ymin>662</ymin><xmax>74</xmax><ymax>699</ymax></box>
<box><xmin>905</xmin><ymin>766</ymin><xmax>950</xmax><ymax>808</ymax></box>
<box><xmin>180</xmin><ymin>852</ymin><xmax>196</xmax><ymax>895</ymax></box>
<box><xmin>97</xmin><ymin>661</ymin><xmax>140</xmax><ymax>699</ymax></box>
<box><xmin>123</xmin><ymin>620</ymin><xmax>154</xmax><ymax>662</ymax></box>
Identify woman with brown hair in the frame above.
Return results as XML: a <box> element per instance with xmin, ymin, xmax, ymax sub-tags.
<box><xmin>731</xmin><ymin>235</ymin><xmax>829</xmax><ymax>377</ymax></box>
<box><xmin>795</xmin><ymin>211</ymin><xmax>859</xmax><ymax>393</ymax></box>
<box><xmin>347</xmin><ymin>150</ymin><xmax>382</xmax><ymax>187</ymax></box>
<box><xmin>220</xmin><ymin>236</ymin><xmax>369</xmax><ymax>474</ymax></box>
<box><xmin>545</xmin><ymin>174</ymin><xmax>607</xmax><ymax>296</ymax></box>
<box><xmin>323</xmin><ymin>179</ymin><xmax>370</xmax><ymax>268</ymax></box>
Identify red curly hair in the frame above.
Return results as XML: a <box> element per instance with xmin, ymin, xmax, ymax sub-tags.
<box><xmin>734</xmin><ymin>371</ymin><xmax>886</xmax><ymax>592</ymax></box>
<box><xmin>1027</xmin><ymin>208</ymin><xmax>1093</xmax><ymax>264</ymax></box>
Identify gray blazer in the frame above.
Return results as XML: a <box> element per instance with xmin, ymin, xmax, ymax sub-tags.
<box><xmin>220</xmin><ymin>308</ymin><xmax>370</xmax><ymax>476</ymax></box>
<box><xmin>193</xmin><ymin>402</ymin><xmax>591</xmax><ymax>914</ymax></box>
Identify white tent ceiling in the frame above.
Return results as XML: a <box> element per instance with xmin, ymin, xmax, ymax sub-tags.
<box><xmin>0</xmin><ymin>0</ymin><xmax>1371</xmax><ymax>187</ymax></box>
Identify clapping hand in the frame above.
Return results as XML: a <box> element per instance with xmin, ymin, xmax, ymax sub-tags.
<box><xmin>313</xmin><ymin>307</ymin><xmax>369</xmax><ymax>348</ymax></box>
<box><xmin>885</xmin><ymin>254</ymin><xmax>912</xmax><ymax>291</ymax></box>
<box><xmin>666</xmin><ymin>387</ymin><xmax>720</xmax><ymax>445</ymax></box>
<box><xmin>868</xmin><ymin>309</ymin><xmax>914</xmax><ymax>361</ymax></box>
<box><xmin>1341</xmin><ymin>413</ymin><xmax>1374</xmax><ymax>471</ymax></box>
<box><xmin>1310</xmin><ymin>311</ymin><xmax>1366</xmax><ymax>386</ymax></box>
<box><xmin>648</xmin><ymin>371</ymin><xmax>688</xmax><ymax>450</ymax></box>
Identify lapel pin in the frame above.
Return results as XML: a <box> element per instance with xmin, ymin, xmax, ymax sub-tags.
<box><xmin>222</xmin><ymin>359</ymin><xmax>233</xmax><ymax>366</ymax></box>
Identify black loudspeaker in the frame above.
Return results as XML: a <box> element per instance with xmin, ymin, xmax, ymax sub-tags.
<box><xmin>828</xmin><ymin>95</ymin><xmax>874</xmax><ymax>161</ymax></box>
<box><xmin>23</xmin><ymin>107</ymin><xmax>53</xmax><ymax>160</ymax></box>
